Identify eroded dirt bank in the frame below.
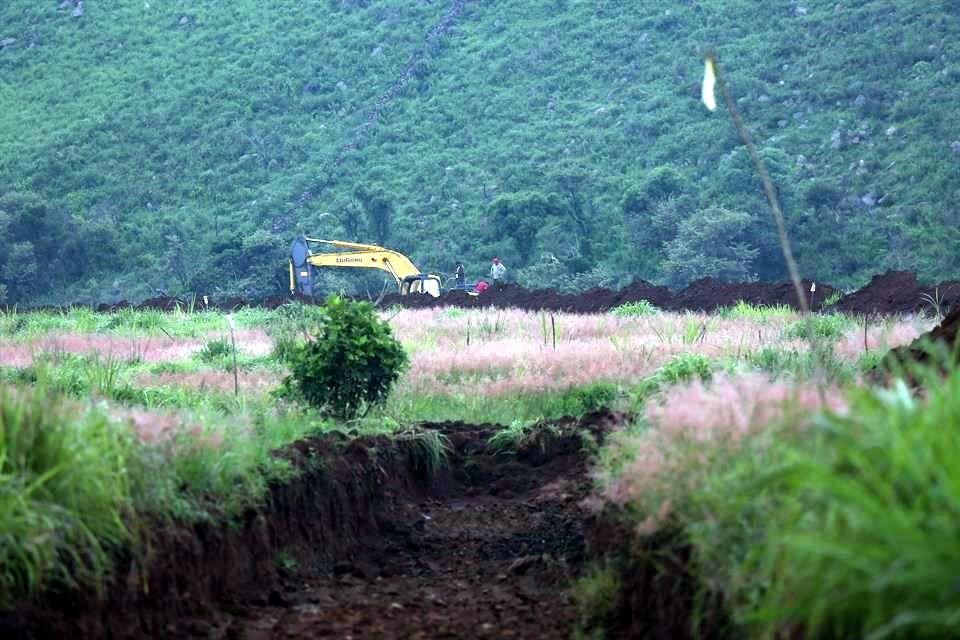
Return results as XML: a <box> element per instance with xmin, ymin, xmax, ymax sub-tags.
<box><xmin>15</xmin><ymin>411</ymin><xmax>625</xmax><ymax>640</ymax></box>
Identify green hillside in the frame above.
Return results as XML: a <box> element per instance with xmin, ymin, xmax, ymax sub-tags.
<box><xmin>1</xmin><ymin>0</ymin><xmax>958</xmax><ymax>304</ymax></box>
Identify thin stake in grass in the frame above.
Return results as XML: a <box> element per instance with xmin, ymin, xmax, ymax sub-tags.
<box><xmin>227</xmin><ymin>314</ymin><xmax>239</xmax><ymax>396</ymax></box>
<box><xmin>702</xmin><ymin>52</ymin><xmax>809</xmax><ymax>315</ymax></box>
<box><xmin>703</xmin><ymin>51</ymin><xmax>831</xmax><ymax>385</ymax></box>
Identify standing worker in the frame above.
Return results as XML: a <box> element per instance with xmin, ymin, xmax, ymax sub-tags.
<box><xmin>454</xmin><ymin>261</ymin><xmax>465</xmax><ymax>287</ymax></box>
<box><xmin>489</xmin><ymin>257</ymin><xmax>506</xmax><ymax>291</ymax></box>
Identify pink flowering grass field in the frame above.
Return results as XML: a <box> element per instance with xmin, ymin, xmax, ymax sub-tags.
<box><xmin>591</xmin><ymin>373</ymin><xmax>848</xmax><ymax>531</ymax></box>
<box><xmin>0</xmin><ymin>307</ymin><xmax>929</xmax><ymax>405</ymax></box>
<box><xmin>386</xmin><ymin>307</ymin><xmax>929</xmax><ymax>398</ymax></box>
<box><xmin>0</xmin><ymin>328</ymin><xmax>273</xmax><ymax>368</ymax></box>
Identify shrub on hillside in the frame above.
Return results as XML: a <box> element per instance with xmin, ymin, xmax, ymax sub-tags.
<box><xmin>278</xmin><ymin>296</ymin><xmax>407</xmax><ymax>419</ymax></box>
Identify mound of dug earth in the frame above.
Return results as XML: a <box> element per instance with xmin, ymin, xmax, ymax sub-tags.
<box><xmin>831</xmin><ymin>271</ymin><xmax>928</xmax><ymax>315</ymax></box>
<box><xmin>882</xmin><ymin>305</ymin><xmax>960</xmax><ymax>374</ymax></box>
<box><xmin>665</xmin><ymin>278</ymin><xmax>834</xmax><ymax>312</ymax></box>
<box><xmin>380</xmin><ymin>277</ymin><xmax>828</xmax><ymax>314</ymax></box>
<box><xmin>830</xmin><ymin>270</ymin><xmax>960</xmax><ymax>315</ymax></box>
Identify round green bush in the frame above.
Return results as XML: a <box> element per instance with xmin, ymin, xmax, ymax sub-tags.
<box><xmin>280</xmin><ymin>295</ymin><xmax>407</xmax><ymax>419</ymax></box>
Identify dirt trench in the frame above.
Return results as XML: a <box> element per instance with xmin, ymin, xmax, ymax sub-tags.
<box><xmin>17</xmin><ymin>411</ymin><xmax>623</xmax><ymax>640</ymax></box>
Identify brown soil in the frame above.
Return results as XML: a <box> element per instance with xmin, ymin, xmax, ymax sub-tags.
<box><xmin>829</xmin><ymin>270</ymin><xmax>960</xmax><ymax>316</ymax></box>
<box><xmin>664</xmin><ymin>277</ymin><xmax>833</xmax><ymax>312</ymax></box>
<box><xmin>15</xmin><ymin>411</ymin><xmax>625</xmax><ymax>640</ymax></box>
<box><xmin>830</xmin><ymin>270</ymin><xmax>927</xmax><ymax>315</ymax></box>
<box><xmin>581</xmin><ymin>509</ymin><xmax>729</xmax><ymax>640</ymax></box>
<box><xmin>11</xmin><ymin>270</ymin><xmax>960</xmax><ymax>316</ymax></box>
<box><xmin>377</xmin><ymin>277</ymin><xmax>832</xmax><ymax>314</ymax></box>
<box><xmin>881</xmin><ymin>304</ymin><xmax>960</xmax><ymax>377</ymax></box>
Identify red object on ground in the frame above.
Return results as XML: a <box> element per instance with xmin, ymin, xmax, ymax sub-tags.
<box><xmin>474</xmin><ymin>281</ymin><xmax>489</xmax><ymax>294</ymax></box>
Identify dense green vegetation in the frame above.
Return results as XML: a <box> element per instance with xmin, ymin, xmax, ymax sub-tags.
<box><xmin>586</xmin><ymin>334</ymin><xmax>960</xmax><ymax>638</ymax></box>
<box><xmin>278</xmin><ymin>295</ymin><xmax>408</xmax><ymax>418</ymax></box>
<box><xmin>1</xmin><ymin>1</ymin><xmax>958</xmax><ymax>304</ymax></box>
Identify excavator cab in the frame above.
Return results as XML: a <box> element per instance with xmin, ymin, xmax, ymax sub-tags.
<box><xmin>400</xmin><ymin>274</ymin><xmax>442</xmax><ymax>297</ymax></box>
<box><xmin>289</xmin><ymin>235</ymin><xmax>315</xmax><ymax>296</ymax></box>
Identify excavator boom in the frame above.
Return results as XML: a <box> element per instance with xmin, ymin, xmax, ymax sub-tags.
<box><xmin>289</xmin><ymin>235</ymin><xmax>441</xmax><ymax>297</ymax></box>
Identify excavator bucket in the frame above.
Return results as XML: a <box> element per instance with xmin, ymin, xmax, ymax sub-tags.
<box><xmin>289</xmin><ymin>235</ymin><xmax>314</xmax><ymax>296</ymax></box>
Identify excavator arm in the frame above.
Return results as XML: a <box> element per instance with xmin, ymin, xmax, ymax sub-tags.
<box><xmin>289</xmin><ymin>236</ymin><xmax>441</xmax><ymax>297</ymax></box>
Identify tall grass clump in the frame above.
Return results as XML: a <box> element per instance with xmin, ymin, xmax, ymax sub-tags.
<box><xmin>397</xmin><ymin>428</ymin><xmax>451</xmax><ymax>483</ymax></box>
<box><xmin>610</xmin><ymin>300</ymin><xmax>658</xmax><ymax>317</ymax></box>
<box><xmin>716</xmin><ymin>300</ymin><xmax>795</xmax><ymax>322</ymax></box>
<box><xmin>658</xmin><ymin>352</ymin><xmax>713</xmax><ymax>385</ymax></box>
<box><xmin>266</xmin><ymin>302</ymin><xmax>329</xmax><ymax>363</ymax></box>
<box><xmin>0</xmin><ymin>387</ymin><xmax>135</xmax><ymax>606</ymax></box>
<box><xmin>784</xmin><ymin>313</ymin><xmax>851</xmax><ymax>340</ymax></box>
<box><xmin>605</xmin><ymin>360</ymin><xmax>960</xmax><ymax>639</ymax></box>
<box><xmin>730</xmin><ymin>373</ymin><xmax>960</xmax><ymax>639</ymax></box>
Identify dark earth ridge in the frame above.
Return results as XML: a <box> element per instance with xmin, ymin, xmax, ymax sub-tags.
<box><xmin>29</xmin><ymin>270</ymin><xmax>955</xmax><ymax>316</ymax></box>
<box><xmin>12</xmin><ymin>410</ymin><xmax>625</xmax><ymax>639</ymax></box>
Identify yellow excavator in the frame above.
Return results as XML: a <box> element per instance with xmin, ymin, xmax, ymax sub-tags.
<box><xmin>289</xmin><ymin>235</ymin><xmax>443</xmax><ymax>297</ymax></box>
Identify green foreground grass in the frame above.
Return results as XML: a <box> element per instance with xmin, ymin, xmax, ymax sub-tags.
<box><xmin>0</xmin><ymin>384</ymin><xmax>334</xmax><ymax>607</ymax></box>
<box><xmin>586</xmin><ymin>346</ymin><xmax>960</xmax><ymax>639</ymax></box>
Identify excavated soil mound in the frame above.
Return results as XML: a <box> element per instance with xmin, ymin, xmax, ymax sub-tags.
<box><xmin>379</xmin><ymin>277</ymin><xmax>834</xmax><ymax>314</ymax></box>
<box><xmin>16</xmin><ymin>410</ymin><xmax>625</xmax><ymax>640</ymax></box>
<box><xmin>380</xmin><ymin>282</ymin><xmax>622</xmax><ymax>314</ymax></box>
<box><xmin>665</xmin><ymin>278</ymin><xmax>834</xmax><ymax>312</ymax></box>
<box><xmin>609</xmin><ymin>280</ymin><xmax>674</xmax><ymax>309</ymax></box>
<box><xmin>831</xmin><ymin>271</ymin><xmax>928</xmax><ymax>315</ymax></box>
<box><xmin>136</xmin><ymin>295</ymin><xmax>183</xmax><ymax>311</ymax></box>
<box><xmin>882</xmin><ymin>305</ymin><xmax>960</xmax><ymax>374</ymax></box>
<box><xmin>828</xmin><ymin>271</ymin><xmax>960</xmax><ymax>315</ymax></box>
<box><xmin>14</xmin><ymin>270</ymin><xmax>960</xmax><ymax>316</ymax></box>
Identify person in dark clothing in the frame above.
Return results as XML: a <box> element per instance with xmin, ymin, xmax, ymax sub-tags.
<box><xmin>454</xmin><ymin>261</ymin><xmax>465</xmax><ymax>287</ymax></box>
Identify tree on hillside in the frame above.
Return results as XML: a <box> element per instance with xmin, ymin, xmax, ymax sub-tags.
<box><xmin>0</xmin><ymin>211</ymin><xmax>9</xmax><ymax>303</ymax></box>
<box><xmin>338</xmin><ymin>198</ymin><xmax>365</xmax><ymax>241</ymax></box>
<box><xmin>702</xmin><ymin>148</ymin><xmax>793</xmax><ymax>280</ymax></box>
<box><xmin>488</xmin><ymin>192</ymin><xmax>568</xmax><ymax>265</ymax></box>
<box><xmin>0</xmin><ymin>192</ymin><xmax>70</xmax><ymax>300</ymax></box>
<box><xmin>57</xmin><ymin>219</ymin><xmax>121</xmax><ymax>281</ymax></box>
<box><xmin>660</xmin><ymin>206</ymin><xmax>759</xmax><ymax>287</ymax></box>
<box><xmin>354</xmin><ymin>187</ymin><xmax>394</xmax><ymax>246</ymax></box>
<box><xmin>192</xmin><ymin>229</ymin><xmax>286</xmax><ymax>298</ymax></box>
<box><xmin>549</xmin><ymin>164</ymin><xmax>600</xmax><ymax>269</ymax></box>
<box><xmin>550</xmin><ymin>164</ymin><xmax>594</xmax><ymax>233</ymax></box>
<box><xmin>1</xmin><ymin>242</ymin><xmax>38</xmax><ymax>301</ymax></box>
<box><xmin>622</xmin><ymin>166</ymin><xmax>694</xmax><ymax>273</ymax></box>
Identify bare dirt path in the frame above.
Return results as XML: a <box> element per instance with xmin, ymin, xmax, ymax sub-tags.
<box><xmin>218</xmin><ymin>413</ymin><xmax>621</xmax><ymax>640</ymax></box>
